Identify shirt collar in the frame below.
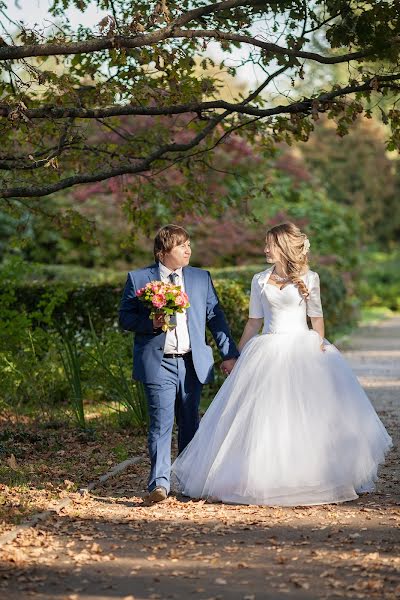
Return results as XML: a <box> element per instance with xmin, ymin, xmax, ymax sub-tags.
<box><xmin>159</xmin><ymin>262</ymin><xmax>183</xmax><ymax>279</ymax></box>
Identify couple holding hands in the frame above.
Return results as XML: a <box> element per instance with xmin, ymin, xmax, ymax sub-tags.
<box><xmin>119</xmin><ymin>223</ymin><xmax>391</xmax><ymax>507</ymax></box>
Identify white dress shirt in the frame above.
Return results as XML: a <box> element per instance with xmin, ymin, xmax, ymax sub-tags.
<box><xmin>159</xmin><ymin>262</ymin><xmax>191</xmax><ymax>354</ymax></box>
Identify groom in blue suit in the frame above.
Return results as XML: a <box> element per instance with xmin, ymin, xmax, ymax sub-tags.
<box><xmin>119</xmin><ymin>224</ymin><xmax>239</xmax><ymax>503</ymax></box>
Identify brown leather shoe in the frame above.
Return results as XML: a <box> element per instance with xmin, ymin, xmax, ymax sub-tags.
<box><xmin>147</xmin><ymin>486</ymin><xmax>168</xmax><ymax>503</ymax></box>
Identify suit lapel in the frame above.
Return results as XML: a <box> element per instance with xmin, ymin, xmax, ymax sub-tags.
<box><xmin>182</xmin><ymin>266</ymin><xmax>193</xmax><ymax>323</ymax></box>
<box><xmin>147</xmin><ymin>263</ymin><xmax>160</xmax><ymax>283</ymax></box>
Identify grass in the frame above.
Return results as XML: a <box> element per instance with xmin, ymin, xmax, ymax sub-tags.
<box><xmin>112</xmin><ymin>442</ymin><xmax>130</xmax><ymax>462</ymax></box>
<box><xmin>58</xmin><ymin>331</ymin><xmax>86</xmax><ymax>430</ymax></box>
<box><xmin>0</xmin><ymin>465</ymin><xmax>30</xmax><ymax>487</ymax></box>
<box><xmin>359</xmin><ymin>306</ymin><xmax>395</xmax><ymax>325</ymax></box>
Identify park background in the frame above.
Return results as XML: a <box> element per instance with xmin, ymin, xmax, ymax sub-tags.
<box><xmin>0</xmin><ymin>0</ymin><xmax>399</xmax><ymax>551</ymax></box>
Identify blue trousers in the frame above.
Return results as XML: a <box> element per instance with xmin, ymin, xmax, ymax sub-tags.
<box><xmin>143</xmin><ymin>354</ymin><xmax>203</xmax><ymax>493</ymax></box>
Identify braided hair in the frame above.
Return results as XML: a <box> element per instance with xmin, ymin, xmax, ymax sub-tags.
<box><xmin>266</xmin><ymin>222</ymin><xmax>310</xmax><ymax>299</ymax></box>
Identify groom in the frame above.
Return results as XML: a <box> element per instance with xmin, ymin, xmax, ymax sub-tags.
<box><xmin>119</xmin><ymin>224</ymin><xmax>239</xmax><ymax>503</ymax></box>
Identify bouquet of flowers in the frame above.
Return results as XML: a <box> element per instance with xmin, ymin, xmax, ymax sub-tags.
<box><xmin>136</xmin><ymin>280</ymin><xmax>190</xmax><ymax>332</ymax></box>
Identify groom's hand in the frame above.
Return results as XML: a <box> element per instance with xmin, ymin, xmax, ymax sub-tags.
<box><xmin>220</xmin><ymin>358</ymin><xmax>237</xmax><ymax>375</ymax></box>
<box><xmin>153</xmin><ymin>314</ymin><xmax>165</xmax><ymax>329</ymax></box>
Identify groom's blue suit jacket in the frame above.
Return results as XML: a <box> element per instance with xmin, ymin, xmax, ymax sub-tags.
<box><xmin>119</xmin><ymin>263</ymin><xmax>239</xmax><ymax>384</ymax></box>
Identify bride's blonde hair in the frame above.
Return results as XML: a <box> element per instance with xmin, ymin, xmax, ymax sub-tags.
<box><xmin>266</xmin><ymin>222</ymin><xmax>310</xmax><ymax>298</ymax></box>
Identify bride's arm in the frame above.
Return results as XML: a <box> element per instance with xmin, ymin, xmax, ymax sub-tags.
<box><xmin>310</xmin><ymin>316</ymin><xmax>324</xmax><ymax>338</ymax></box>
<box><xmin>307</xmin><ymin>273</ymin><xmax>325</xmax><ymax>350</ymax></box>
<box><xmin>238</xmin><ymin>318</ymin><xmax>263</xmax><ymax>352</ymax></box>
<box><xmin>310</xmin><ymin>316</ymin><xmax>325</xmax><ymax>350</ymax></box>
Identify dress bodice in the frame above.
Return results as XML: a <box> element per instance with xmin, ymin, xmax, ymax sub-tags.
<box><xmin>249</xmin><ymin>267</ymin><xmax>324</xmax><ymax>334</ymax></box>
<box><xmin>262</xmin><ymin>283</ymin><xmax>309</xmax><ymax>333</ymax></box>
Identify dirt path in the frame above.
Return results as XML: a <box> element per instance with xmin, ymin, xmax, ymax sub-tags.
<box><xmin>1</xmin><ymin>318</ymin><xmax>399</xmax><ymax>600</ymax></box>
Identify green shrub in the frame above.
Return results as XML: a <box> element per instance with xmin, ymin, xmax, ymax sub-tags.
<box><xmin>5</xmin><ymin>282</ymin><xmax>122</xmax><ymax>333</ymax></box>
<box><xmin>250</xmin><ymin>172</ymin><xmax>363</xmax><ymax>273</ymax></box>
<box><xmin>86</xmin><ymin>321</ymin><xmax>149</xmax><ymax>431</ymax></box>
<box><xmin>2</xmin><ymin>265</ymin><xmax>353</xmax><ymax>346</ymax></box>
<box><xmin>0</xmin><ymin>259</ymin><xmax>357</xmax><ymax>418</ymax></box>
<box><xmin>24</xmin><ymin>263</ymin><xmax>126</xmax><ymax>285</ymax></box>
<box><xmin>0</xmin><ymin>256</ymin><xmax>69</xmax><ymax>411</ymax></box>
<box><xmin>318</xmin><ymin>266</ymin><xmax>358</xmax><ymax>337</ymax></box>
<box><xmin>213</xmin><ymin>279</ymin><xmax>250</xmax><ymax>341</ymax></box>
<box><xmin>357</xmin><ymin>249</ymin><xmax>400</xmax><ymax>311</ymax></box>
<box><xmin>0</xmin><ymin>328</ymin><xmax>69</xmax><ymax>413</ymax></box>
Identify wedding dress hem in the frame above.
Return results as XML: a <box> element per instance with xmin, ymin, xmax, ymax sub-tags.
<box><xmin>172</xmin><ymin>435</ymin><xmax>392</xmax><ymax>507</ymax></box>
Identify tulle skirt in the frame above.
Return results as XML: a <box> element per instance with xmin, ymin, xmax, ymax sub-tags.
<box><xmin>171</xmin><ymin>331</ymin><xmax>392</xmax><ymax>506</ymax></box>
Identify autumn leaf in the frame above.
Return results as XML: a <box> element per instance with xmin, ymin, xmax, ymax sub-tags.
<box><xmin>6</xmin><ymin>454</ymin><xmax>18</xmax><ymax>470</ymax></box>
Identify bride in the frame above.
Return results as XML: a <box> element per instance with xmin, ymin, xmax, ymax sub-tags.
<box><xmin>171</xmin><ymin>222</ymin><xmax>392</xmax><ymax>506</ymax></box>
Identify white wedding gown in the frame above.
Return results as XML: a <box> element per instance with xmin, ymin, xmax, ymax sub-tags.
<box><xmin>171</xmin><ymin>267</ymin><xmax>392</xmax><ymax>506</ymax></box>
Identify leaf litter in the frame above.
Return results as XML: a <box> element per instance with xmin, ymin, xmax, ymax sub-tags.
<box><xmin>0</xmin><ymin>323</ymin><xmax>400</xmax><ymax>598</ymax></box>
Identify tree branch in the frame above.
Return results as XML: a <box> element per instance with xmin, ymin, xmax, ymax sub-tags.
<box><xmin>0</xmin><ymin>105</ymin><xmax>230</xmax><ymax>197</ymax></box>
<box><xmin>173</xmin><ymin>0</ymin><xmax>253</xmax><ymax>27</ymax></box>
<box><xmin>0</xmin><ymin>26</ymin><xmax>397</xmax><ymax>65</ymax></box>
<box><xmin>1</xmin><ymin>73</ymin><xmax>398</xmax><ymax>121</ymax></box>
<box><xmin>1</xmin><ymin>71</ymin><xmax>399</xmax><ymax>185</ymax></box>
<box><xmin>2</xmin><ymin>60</ymin><xmax>400</xmax><ymax>195</ymax></box>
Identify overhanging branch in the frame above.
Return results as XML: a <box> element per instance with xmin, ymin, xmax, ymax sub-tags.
<box><xmin>0</xmin><ymin>27</ymin><xmax>397</xmax><ymax>64</ymax></box>
<box><xmin>1</xmin><ymin>73</ymin><xmax>398</xmax><ymax>121</ymax></box>
<box><xmin>0</xmin><ymin>105</ymin><xmax>230</xmax><ymax>198</ymax></box>
<box><xmin>2</xmin><ymin>71</ymin><xmax>397</xmax><ymax>198</ymax></box>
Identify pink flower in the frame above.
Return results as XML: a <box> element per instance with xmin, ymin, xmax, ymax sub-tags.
<box><xmin>136</xmin><ymin>288</ymin><xmax>144</xmax><ymax>297</ymax></box>
<box><xmin>152</xmin><ymin>293</ymin><xmax>166</xmax><ymax>308</ymax></box>
<box><xmin>175</xmin><ymin>292</ymin><xmax>188</xmax><ymax>307</ymax></box>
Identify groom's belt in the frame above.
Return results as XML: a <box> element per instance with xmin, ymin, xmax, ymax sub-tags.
<box><xmin>163</xmin><ymin>351</ymin><xmax>192</xmax><ymax>359</ymax></box>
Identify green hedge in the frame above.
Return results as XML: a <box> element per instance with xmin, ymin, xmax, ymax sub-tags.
<box><xmin>0</xmin><ymin>267</ymin><xmax>356</xmax><ymax>412</ymax></box>
<box><xmin>357</xmin><ymin>250</ymin><xmax>400</xmax><ymax>311</ymax></box>
<box><xmin>317</xmin><ymin>265</ymin><xmax>359</xmax><ymax>336</ymax></box>
<box><xmin>3</xmin><ymin>265</ymin><xmax>355</xmax><ymax>341</ymax></box>
<box><xmin>7</xmin><ymin>283</ymin><xmax>123</xmax><ymax>332</ymax></box>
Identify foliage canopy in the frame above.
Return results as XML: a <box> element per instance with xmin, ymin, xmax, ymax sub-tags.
<box><xmin>0</xmin><ymin>0</ymin><xmax>399</xmax><ymax>218</ymax></box>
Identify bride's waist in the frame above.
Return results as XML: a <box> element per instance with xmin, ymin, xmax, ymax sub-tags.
<box><xmin>263</xmin><ymin>327</ymin><xmax>309</xmax><ymax>334</ymax></box>
<box><xmin>263</xmin><ymin>316</ymin><xmax>309</xmax><ymax>334</ymax></box>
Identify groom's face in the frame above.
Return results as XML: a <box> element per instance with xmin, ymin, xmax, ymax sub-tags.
<box><xmin>162</xmin><ymin>239</ymin><xmax>192</xmax><ymax>270</ymax></box>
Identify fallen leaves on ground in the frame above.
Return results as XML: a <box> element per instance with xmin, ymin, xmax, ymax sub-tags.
<box><xmin>0</xmin><ymin>321</ymin><xmax>400</xmax><ymax>599</ymax></box>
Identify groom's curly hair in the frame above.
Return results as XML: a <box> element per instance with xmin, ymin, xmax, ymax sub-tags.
<box><xmin>154</xmin><ymin>224</ymin><xmax>190</xmax><ymax>261</ymax></box>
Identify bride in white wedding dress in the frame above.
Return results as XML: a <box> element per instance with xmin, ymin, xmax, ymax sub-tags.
<box><xmin>171</xmin><ymin>222</ymin><xmax>392</xmax><ymax>506</ymax></box>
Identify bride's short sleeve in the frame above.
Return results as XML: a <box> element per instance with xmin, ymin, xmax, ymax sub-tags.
<box><xmin>249</xmin><ymin>274</ymin><xmax>264</xmax><ymax>318</ymax></box>
<box><xmin>306</xmin><ymin>271</ymin><xmax>324</xmax><ymax>317</ymax></box>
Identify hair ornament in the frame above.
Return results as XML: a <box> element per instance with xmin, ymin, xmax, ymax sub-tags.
<box><xmin>302</xmin><ymin>237</ymin><xmax>310</xmax><ymax>255</ymax></box>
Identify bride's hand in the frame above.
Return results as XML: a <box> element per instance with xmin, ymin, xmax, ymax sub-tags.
<box><xmin>220</xmin><ymin>358</ymin><xmax>237</xmax><ymax>375</ymax></box>
<box><xmin>320</xmin><ymin>343</ymin><xmax>326</xmax><ymax>352</ymax></box>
